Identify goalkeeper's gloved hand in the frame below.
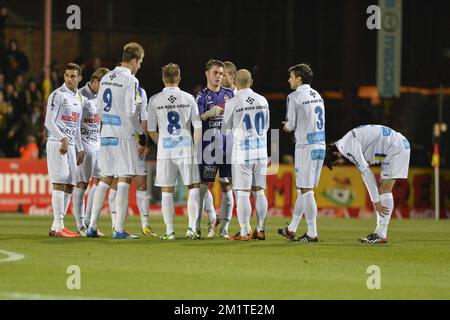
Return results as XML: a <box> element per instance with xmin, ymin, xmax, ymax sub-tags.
<box><xmin>201</xmin><ymin>105</ymin><xmax>224</xmax><ymax>120</ymax></box>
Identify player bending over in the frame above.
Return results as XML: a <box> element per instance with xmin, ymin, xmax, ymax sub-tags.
<box><xmin>324</xmin><ymin>125</ymin><xmax>411</xmax><ymax>244</ymax></box>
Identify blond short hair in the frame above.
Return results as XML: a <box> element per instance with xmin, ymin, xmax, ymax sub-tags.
<box><xmin>122</xmin><ymin>42</ymin><xmax>145</xmax><ymax>62</ymax></box>
<box><xmin>162</xmin><ymin>63</ymin><xmax>181</xmax><ymax>84</ymax></box>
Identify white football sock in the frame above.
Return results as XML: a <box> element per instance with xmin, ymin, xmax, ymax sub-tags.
<box><xmin>196</xmin><ymin>184</ymin><xmax>208</xmax><ymax>232</ymax></box>
<box><xmin>136</xmin><ymin>190</ymin><xmax>150</xmax><ymax>229</ymax></box>
<box><xmin>188</xmin><ymin>188</ymin><xmax>200</xmax><ymax>231</ymax></box>
<box><xmin>161</xmin><ymin>192</ymin><xmax>175</xmax><ymax>234</ymax></box>
<box><xmin>253</xmin><ymin>190</ymin><xmax>268</xmax><ymax>232</ymax></box>
<box><xmin>303</xmin><ymin>191</ymin><xmax>318</xmax><ymax>238</ymax></box>
<box><xmin>108</xmin><ymin>189</ymin><xmax>117</xmax><ymax>230</ymax></box>
<box><xmin>72</xmin><ymin>187</ymin><xmax>85</xmax><ymax>229</ymax></box>
<box><xmin>89</xmin><ymin>181</ymin><xmax>109</xmax><ymax>230</ymax></box>
<box><xmin>374</xmin><ymin>193</ymin><xmax>394</xmax><ymax>239</ymax></box>
<box><xmin>51</xmin><ymin>190</ymin><xmax>65</xmax><ymax>232</ymax></box>
<box><xmin>115</xmin><ymin>182</ymin><xmax>130</xmax><ymax>234</ymax></box>
<box><xmin>288</xmin><ymin>190</ymin><xmax>304</xmax><ymax>233</ymax></box>
<box><xmin>220</xmin><ymin>190</ymin><xmax>234</xmax><ymax>233</ymax></box>
<box><xmin>237</xmin><ymin>191</ymin><xmax>251</xmax><ymax>236</ymax></box>
<box><xmin>204</xmin><ymin>190</ymin><xmax>216</xmax><ymax>225</ymax></box>
<box><xmin>84</xmin><ymin>184</ymin><xmax>97</xmax><ymax>225</ymax></box>
<box><xmin>63</xmin><ymin>192</ymin><xmax>71</xmax><ymax>217</ymax></box>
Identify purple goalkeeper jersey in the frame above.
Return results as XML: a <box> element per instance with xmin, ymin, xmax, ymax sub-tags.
<box><xmin>196</xmin><ymin>86</ymin><xmax>234</xmax><ymax>158</ymax></box>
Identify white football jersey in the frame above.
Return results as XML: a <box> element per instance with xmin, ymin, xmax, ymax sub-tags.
<box><xmin>97</xmin><ymin>66</ymin><xmax>140</xmax><ymax>140</ymax></box>
<box><xmin>147</xmin><ymin>87</ymin><xmax>202</xmax><ymax>160</ymax></box>
<box><xmin>138</xmin><ymin>87</ymin><xmax>148</xmax><ymax>121</ymax></box>
<box><xmin>45</xmin><ymin>83</ymin><xmax>83</xmax><ymax>148</ymax></box>
<box><xmin>222</xmin><ymin>88</ymin><xmax>270</xmax><ymax>162</ymax></box>
<box><xmin>79</xmin><ymin>84</ymin><xmax>101</xmax><ymax>152</ymax></box>
<box><xmin>285</xmin><ymin>84</ymin><xmax>325</xmax><ymax>147</ymax></box>
<box><xmin>336</xmin><ymin>125</ymin><xmax>409</xmax><ymax>173</ymax></box>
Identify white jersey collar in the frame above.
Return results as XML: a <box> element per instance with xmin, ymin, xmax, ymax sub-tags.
<box><xmin>296</xmin><ymin>84</ymin><xmax>311</xmax><ymax>92</ymax></box>
<box><xmin>237</xmin><ymin>88</ymin><xmax>253</xmax><ymax>94</ymax></box>
<box><xmin>61</xmin><ymin>83</ymin><xmax>79</xmax><ymax>96</ymax></box>
<box><xmin>114</xmin><ymin>66</ymin><xmax>132</xmax><ymax>76</ymax></box>
<box><xmin>163</xmin><ymin>87</ymin><xmax>181</xmax><ymax>92</ymax></box>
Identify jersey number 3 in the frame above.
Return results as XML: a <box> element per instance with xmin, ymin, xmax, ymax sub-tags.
<box><xmin>315</xmin><ymin>106</ymin><xmax>324</xmax><ymax>130</ymax></box>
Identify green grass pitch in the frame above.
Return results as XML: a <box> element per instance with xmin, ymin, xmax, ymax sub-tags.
<box><xmin>0</xmin><ymin>214</ymin><xmax>449</xmax><ymax>300</ymax></box>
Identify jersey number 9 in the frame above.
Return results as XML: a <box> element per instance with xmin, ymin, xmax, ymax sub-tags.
<box><xmin>103</xmin><ymin>88</ymin><xmax>113</xmax><ymax>112</ymax></box>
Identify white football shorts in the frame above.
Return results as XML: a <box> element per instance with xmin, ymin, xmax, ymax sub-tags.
<box><xmin>295</xmin><ymin>144</ymin><xmax>325</xmax><ymax>189</ymax></box>
<box><xmin>46</xmin><ymin>140</ymin><xmax>77</xmax><ymax>185</ymax></box>
<box><xmin>155</xmin><ymin>157</ymin><xmax>200</xmax><ymax>187</ymax></box>
<box><xmin>232</xmin><ymin>159</ymin><xmax>268</xmax><ymax>190</ymax></box>
<box><xmin>98</xmin><ymin>138</ymin><xmax>141</xmax><ymax>177</ymax></box>
<box><xmin>381</xmin><ymin>138</ymin><xmax>411</xmax><ymax>179</ymax></box>
<box><xmin>76</xmin><ymin>149</ymin><xmax>100</xmax><ymax>183</ymax></box>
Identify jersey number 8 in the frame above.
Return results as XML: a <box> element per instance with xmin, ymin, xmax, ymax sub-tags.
<box><xmin>167</xmin><ymin>111</ymin><xmax>181</xmax><ymax>135</ymax></box>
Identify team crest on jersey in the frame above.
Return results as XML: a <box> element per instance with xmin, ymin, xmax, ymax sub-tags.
<box><xmin>109</xmin><ymin>73</ymin><xmax>116</xmax><ymax>81</ymax></box>
<box><xmin>63</xmin><ymin>107</ymin><xmax>72</xmax><ymax>116</ymax></box>
<box><xmin>246</xmin><ymin>97</ymin><xmax>255</xmax><ymax>105</ymax></box>
<box><xmin>168</xmin><ymin>95</ymin><xmax>177</xmax><ymax>104</ymax></box>
<box><xmin>62</xmin><ymin>98</ymin><xmax>68</xmax><ymax>106</ymax></box>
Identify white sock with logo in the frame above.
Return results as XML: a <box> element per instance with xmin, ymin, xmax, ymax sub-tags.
<box><xmin>89</xmin><ymin>181</ymin><xmax>109</xmax><ymax>230</ymax></box>
<box><xmin>136</xmin><ymin>190</ymin><xmax>150</xmax><ymax>229</ymax></box>
<box><xmin>161</xmin><ymin>192</ymin><xmax>175</xmax><ymax>234</ymax></box>
<box><xmin>108</xmin><ymin>189</ymin><xmax>117</xmax><ymax>230</ymax></box>
<box><xmin>188</xmin><ymin>188</ymin><xmax>200</xmax><ymax>231</ymax></box>
<box><xmin>51</xmin><ymin>190</ymin><xmax>65</xmax><ymax>232</ymax></box>
<box><xmin>288</xmin><ymin>190</ymin><xmax>304</xmax><ymax>233</ymax></box>
<box><xmin>72</xmin><ymin>187</ymin><xmax>85</xmax><ymax>229</ymax></box>
<box><xmin>237</xmin><ymin>191</ymin><xmax>251</xmax><ymax>236</ymax></box>
<box><xmin>303</xmin><ymin>191</ymin><xmax>318</xmax><ymax>238</ymax></box>
<box><xmin>374</xmin><ymin>193</ymin><xmax>394</xmax><ymax>239</ymax></box>
<box><xmin>253</xmin><ymin>190</ymin><xmax>268</xmax><ymax>232</ymax></box>
<box><xmin>115</xmin><ymin>182</ymin><xmax>130</xmax><ymax>234</ymax></box>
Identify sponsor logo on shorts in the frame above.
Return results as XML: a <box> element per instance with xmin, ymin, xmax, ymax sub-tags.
<box><xmin>311</xmin><ymin>149</ymin><xmax>325</xmax><ymax>160</ymax></box>
<box><xmin>307</xmin><ymin>131</ymin><xmax>325</xmax><ymax>144</ymax></box>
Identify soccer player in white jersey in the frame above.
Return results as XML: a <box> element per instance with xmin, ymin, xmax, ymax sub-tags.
<box><xmin>222</xmin><ymin>69</ymin><xmax>269</xmax><ymax>241</ymax></box>
<box><xmin>147</xmin><ymin>63</ymin><xmax>202</xmax><ymax>240</ymax></box>
<box><xmin>324</xmin><ymin>125</ymin><xmax>411</xmax><ymax>243</ymax></box>
<box><xmin>132</xmin><ymin>85</ymin><xmax>157</xmax><ymax>236</ymax></box>
<box><xmin>106</xmin><ymin>63</ymin><xmax>157</xmax><ymax>237</ymax></box>
<box><xmin>71</xmin><ymin>67</ymin><xmax>109</xmax><ymax>236</ymax></box>
<box><xmin>87</xmin><ymin>42</ymin><xmax>146</xmax><ymax>239</ymax></box>
<box><xmin>278</xmin><ymin>64</ymin><xmax>325</xmax><ymax>243</ymax></box>
<box><xmin>45</xmin><ymin>63</ymin><xmax>85</xmax><ymax>238</ymax></box>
